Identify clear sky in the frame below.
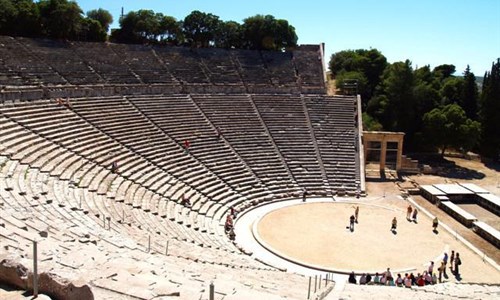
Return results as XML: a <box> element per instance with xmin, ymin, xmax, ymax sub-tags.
<box><xmin>76</xmin><ymin>0</ymin><xmax>500</xmax><ymax>75</ymax></box>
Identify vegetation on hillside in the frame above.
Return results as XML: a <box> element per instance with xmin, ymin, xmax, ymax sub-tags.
<box><xmin>330</xmin><ymin>50</ymin><xmax>500</xmax><ymax>161</ymax></box>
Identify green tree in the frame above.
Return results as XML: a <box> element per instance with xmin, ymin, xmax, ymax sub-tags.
<box><xmin>215</xmin><ymin>20</ymin><xmax>241</xmax><ymax>48</ymax></box>
<box><xmin>241</xmin><ymin>14</ymin><xmax>297</xmax><ymax>50</ymax></box>
<box><xmin>362</xmin><ymin>112</ymin><xmax>383</xmax><ymax>131</ymax></box>
<box><xmin>461</xmin><ymin>65</ymin><xmax>479</xmax><ymax>120</ymax></box>
<box><xmin>182</xmin><ymin>10</ymin><xmax>221</xmax><ymax>47</ymax></box>
<box><xmin>87</xmin><ymin>8</ymin><xmax>113</xmax><ymax>32</ymax></box>
<box><xmin>328</xmin><ymin>49</ymin><xmax>387</xmax><ymax>105</ymax></box>
<box><xmin>334</xmin><ymin>70</ymin><xmax>368</xmax><ymax>96</ymax></box>
<box><xmin>440</xmin><ymin>77</ymin><xmax>463</xmax><ymax>105</ymax></box>
<box><xmin>376</xmin><ymin>60</ymin><xmax>416</xmax><ymax>134</ymax></box>
<box><xmin>111</xmin><ymin>10</ymin><xmax>161</xmax><ymax>43</ymax></box>
<box><xmin>479</xmin><ymin>59</ymin><xmax>500</xmax><ymax>160</ymax></box>
<box><xmin>423</xmin><ymin>104</ymin><xmax>480</xmax><ymax>155</ymax></box>
<box><xmin>38</xmin><ymin>0</ymin><xmax>84</xmax><ymax>39</ymax></box>
<box><xmin>79</xmin><ymin>17</ymin><xmax>106</xmax><ymax>41</ymax></box>
<box><xmin>433</xmin><ymin>64</ymin><xmax>456</xmax><ymax>82</ymax></box>
<box><xmin>158</xmin><ymin>15</ymin><xmax>182</xmax><ymax>44</ymax></box>
<box><xmin>0</xmin><ymin>0</ymin><xmax>17</xmax><ymax>35</ymax></box>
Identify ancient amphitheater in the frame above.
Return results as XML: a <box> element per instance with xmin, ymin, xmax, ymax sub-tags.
<box><xmin>0</xmin><ymin>36</ymin><xmax>498</xmax><ymax>299</ymax></box>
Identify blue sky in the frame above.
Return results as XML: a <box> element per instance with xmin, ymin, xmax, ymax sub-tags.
<box><xmin>76</xmin><ymin>0</ymin><xmax>500</xmax><ymax>75</ymax></box>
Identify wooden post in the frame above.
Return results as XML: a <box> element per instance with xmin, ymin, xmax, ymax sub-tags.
<box><xmin>33</xmin><ymin>240</ymin><xmax>38</xmax><ymax>297</ymax></box>
<box><xmin>314</xmin><ymin>275</ymin><xmax>317</xmax><ymax>293</ymax></box>
<box><xmin>148</xmin><ymin>235</ymin><xmax>151</xmax><ymax>252</ymax></box>
<box><xmin>165</xmin><ymin>240</ymin><xmax>169</xmax><ymax>256</ymax></box>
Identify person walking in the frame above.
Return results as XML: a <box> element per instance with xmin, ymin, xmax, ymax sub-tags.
<box><xmin>438</xmin><ymin>261</ymin><xmax>445</xmax><ymax>282</ymax></box>
<box><xmin>349</xmin><ymin>215</ymin><xmax>355</xmax><ymax>231</ymax></box>
<box><xmin>442</xmin><ymin>252</ymin><xmax>448</xmax><ymax>276</ymax></box>
<box><xmin>450</xmin><ymin>250</ymin><xmax>455</xmax><ymax>273</ymax></box>
<box><xmin>391</xmin><ymin>217</ymin><xmax>397</xmax><ymax>232</ymax></box>
<box><xmin>412</xmin><ymin>208</ymin><xmax>418</xmax><ymax>222</ymax></box>
<box><xmin>432</xmin><ymin>217</ymin><xmax>439</xmax><ymax>232</ymax></box>
<box><xmin>454</xmin><ymin>253</ymin><xmax>461</xmax><ymax>276</ymax></box>
<box><xmin>406</xmin><ymin>205</ymin><xmax>413</xmax><ymax>220</ymax></box>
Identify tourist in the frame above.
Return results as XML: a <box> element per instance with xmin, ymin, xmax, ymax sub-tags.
<box><xmin>432</xmin><ymin>217</ymin><xmax>439</xmax><ymax>232</ymax></box>
<box><xmin>365</xmin><ymin>273</ymin><xmax>372</xmax><ymax>284</ymax></box>
<box><xmin>302</xmin><ymin>189</ymin><xmax>308</xmax><ymax>202</ymax></box>
<box><xmin>349</xmin><ymin>214</ymin><xmax>355</xmax><ymax>231</ymax></box>
<box><xmin>428</xmin><ymin>261</ymin><xmax>434</xmax><ymax>274</ymax></box>
<box><xmin>354</xmin><ymin>206</ymin><xmax>359</xmax><ymax>222</ymax></box>
<box><xmin>395</xmin><ymin>274</ymin><xmax>403</xmax><ymax>287</ymax></box>
<box><xmin>410</xmin><ymin>273</ymin><xmax>416</xmax><ymax>285</ymax></box>
<box><xmin>348</xmin><ymin>271</ymin><xmax>357</xmax><ymax>284</ymax></box>
<box><xmin>454</xmin><ymin>253</ymin><xmax>461</xmax><ymax>276</ymax></box>
<box><xmin>391</xmin><ymin>217</ymin><xmax>397</xmax><ymax>232</ymax></box>
<box><xmin>406</xmin><ymin>205</ymin><xmax>413</xmax><ymax>220</ymax></box>
<box><xmin>228</xmin><ymin>228</ymin><xmax>236</xmax><ymax>241</ymax></box>
<box><xmin>424</xmin><ymin>271</ymin><xmax>432</xmax><ymax>285</ymax></box>
<box><xmin>224</xmin><ymin>214</ymin><xmax>233</xmax><ymax>232</ymax></box>
<box><xmin>230</xmin><ymin>206</ymin><xmax>238</xmax><ymax>218</ymax></box>
<box><xmin>373</xmin><ymin>272</ymin><xmax>381</xmax><ymax>285</ymax></box>
<box><xmin>416</xmin><ymin>274</ymin><xmax>425</xmax><ymax>286</ymax></box>
<box><xmin>432</xmin><ymin>272</ymin><xmax>438</xmax><ymax>285</ymax></box>
<box><xmin>216</xmin><ymin>127</ymin><xmax>222</xmax><ymax>139</ymax></box>
<box><xmin>184</xmin><ymin>139</ymin><xmax>190</xmax><ymax>151</ymax></box>
<box><xmin>384</xmin><ymin>268</ymin><xmax>393</xmax><ymax>283</ymax></box>
<box><xmin>359</xmin><ymin>273</ymin><xmax>367</xmax><ymax>285</ymax></box>
<box><xmin>404</xmin><ymin>274</ymin><xmax>412</xmax><ymax>288</ymax></box>
<box><xmin>111</xmin><ymin>161</ymin><xmax>118</xmax><ymax>173</ymax></box>
<box><xmin>180</xmin><ymin>194</ymin><xmax>191</xmax><ymax>207</ymax></box>
<box><xmin>450</xmin><ymin>250</ymin><xmax>455</xmax><ymax>273</ymax></box>
<box><xmin>438</xmin><ymin>261</ymin><xmax>445</xmax><ymax>283</ymax></box>
<box><xmin>442</xmin><ymin>252</ymin><xmax>448</xmax><ymax>276</ymax></box>
<box><xmin>412</xmin><ymin>208</ymin><xmax>418</xmax><ymax>222</ymax></box>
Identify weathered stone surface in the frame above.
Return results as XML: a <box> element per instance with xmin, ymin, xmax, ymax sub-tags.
<box><xmin>0</xmin><ymin>259</ymin><xmax>94</xmax><ymax>300</ymax></box>
<box><xmin>0</xmin><ymin>259</ymin><xmax>29</xmax><ymax>289</ymax></box>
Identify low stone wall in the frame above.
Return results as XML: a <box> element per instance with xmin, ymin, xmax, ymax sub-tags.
<box><xmin>0</xmin><ymin>259</ymin><xmax>94</xmax><ymax>300</ymax></box>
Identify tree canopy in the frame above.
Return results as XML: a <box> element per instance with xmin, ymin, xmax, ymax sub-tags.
<box><xmin>0</xmin><ymin>0</ymin><xmax>111</xmax><ymax>41</ymax></box>
<box><xmin>0</xmin><ymin>3</ymin><xmax>297</xmax><ymax>50</ymax></box>
<box><xmin>330</xmin><ymin>49</ymin><xmax>494</xmax><ymax>158</ymax></box>
<box><xmin>479</xmin><ymin>59</ymin><xmax>500</xmax><ymax>159</ymax></box>
<box><xmin>423</xmin><ymin>104</ymin><xmax>480</xmax><ymax>155</ymax></box>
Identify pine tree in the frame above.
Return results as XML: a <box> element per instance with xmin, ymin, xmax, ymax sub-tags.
<box><xmin>480</xmin><ymin>59</ymin><xmax>500</xmax><ymax>160</ymax></box>
<box><xmin>461</xmin><ymin>65</ymin><xmax>479</xmax><ymax>120</ymax></box>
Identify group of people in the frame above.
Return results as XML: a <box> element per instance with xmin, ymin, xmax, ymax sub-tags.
<box><xmin>406</xmin><ymin>205</ymin><xmax>418</xmax><ymax>221</ymax></box>
<box><xmin>348</xmin><ymin>251</ymin><xmax>463</xmax><ymax>287</ymax></box>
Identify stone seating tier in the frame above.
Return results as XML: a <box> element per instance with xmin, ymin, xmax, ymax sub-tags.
<box><xmin>0</xmin><ymin>36</ymin><xmax>325</xmax><ymax>94</ymax></box>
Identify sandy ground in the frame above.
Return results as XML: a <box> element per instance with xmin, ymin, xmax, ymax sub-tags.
<box><xmin>256</xmin><ymin>156</ymin><xmax>500</xmax><ymax>284</ymax></box>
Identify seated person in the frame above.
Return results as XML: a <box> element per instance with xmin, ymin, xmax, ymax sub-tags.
<box><xmin>348</xmin><ymin>271</ymin><xmax>357</xmax><ymax>284</ymax></box>
<box><xmin>111</xmin><ymin>161</ymin><xmax>118</xmax><ymax>173</ymax></box>
<box><xmin>224</xmin><ymin>214</ymin><xmax>233</xmax><ymax>232</ymax></box>
<box><xmin>373</xmin><ymin>272</ymin><xmax>381</xmax><ymax>285</ymax></box>
<box><xmin>424</xmin><ymin>271</ymin><xmax>432</xmax><ymax>285</ymax></box>
<box><xmin>359</xmin><ymin>273</ymin><xmax>367</xmax><ymax>285</ymax></box>
<box><xmin>395</xmin><ymin>274</ymin><xmax>403</xmax><ymax>287</ymax></box>
<box><xmin>180</xmin><ymin>194</ymin><xmax>191</xmax><ymax>207</ymax></box>
<box><xmin>404</xmin><ymin>274</ymin><xmax>412</xmax><ymax>288</ymax></box>
<box><xmin>416</xmin><ymin>274</ymin><xmax>425</xmax><ymax>286</ymax></box>
<box><xmin>228</xmin><ymin>228</ymin><xmax>236</xmax><ymax>240</ymax></box>
<box><xmin>365</xmin><ymin>273</ymin><xmax>372</xmax><ymax>285</ymax></box>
